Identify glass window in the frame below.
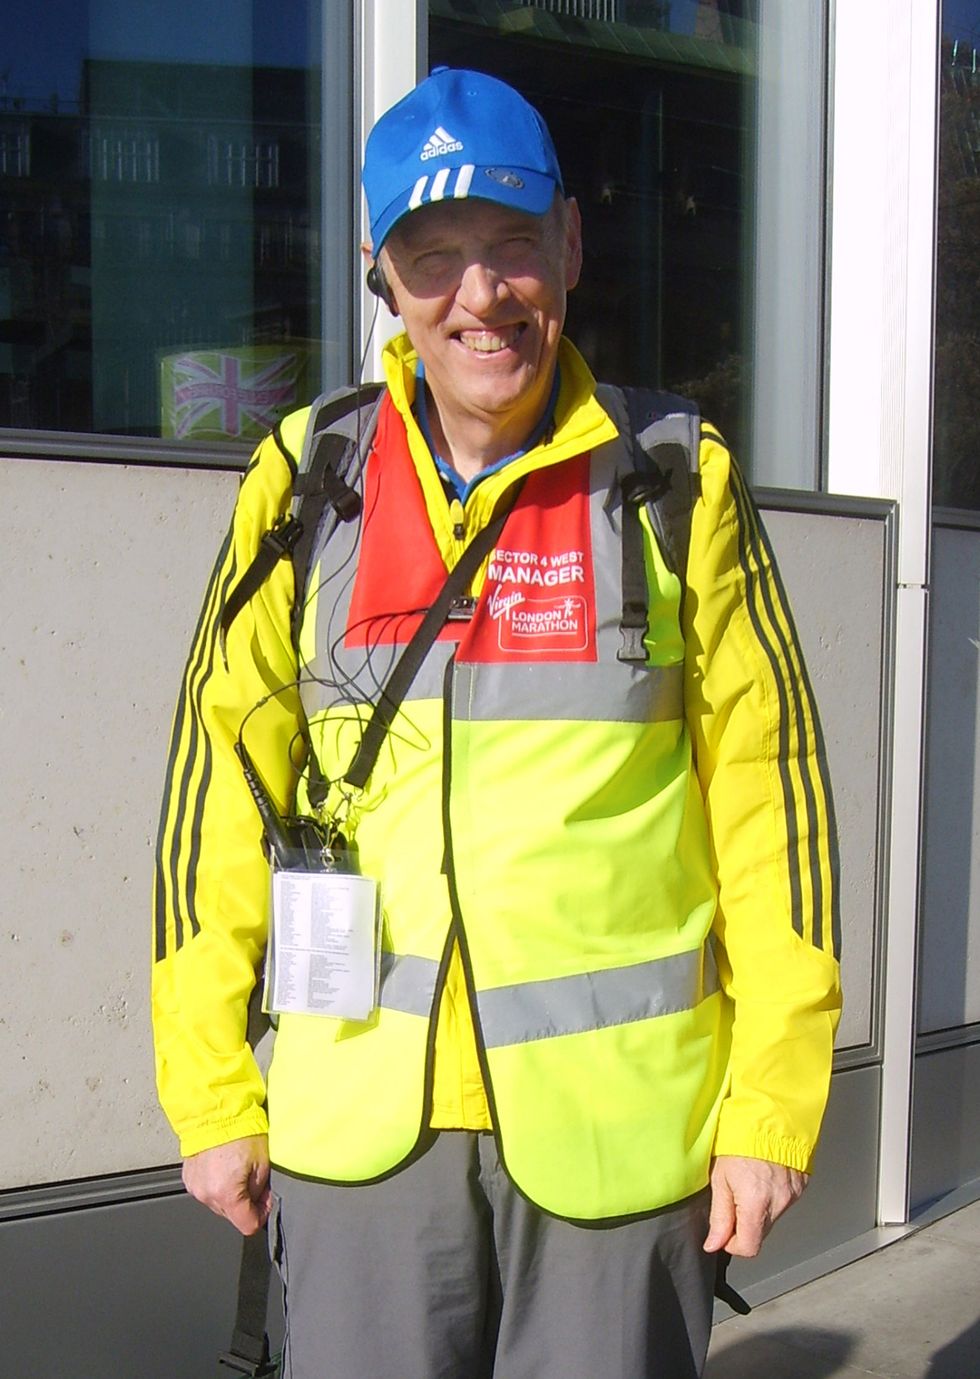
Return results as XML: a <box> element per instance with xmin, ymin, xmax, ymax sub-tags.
<box><xmin>932</xmin><ymin>1</ymin><xmax>980</xmax><ymax>510</ymax></box>
<box><xmin>428</xmin><ymin>0</ymin><xmax>826</xmax><ymax>487</ymax></box>
<box><xmin>0</xmin><ymin>0</ymin><xmax>353</xmax><ymax>450</ymax></box>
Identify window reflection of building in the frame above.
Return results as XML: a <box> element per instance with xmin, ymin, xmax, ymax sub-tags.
<box><xmin>2</xmin><ymin>0</ymin><xmax>764</xmax><ymax>447</ymax></box>
<box><xmin>430</xmin><ymin>0</ymin><xmax>755</xmax><ymax>451</ymax></box>
<box><xmin>933</xmin><ymin>33</ymin><xmax>980</xmax><ymax>509</ymax></box>
<box><xmin>89</xmin><ymin>127</ymin><xmax>160</xmax><ymax>183</ymax></box>
<box><xmin>206</xmin><ymin>134</ymin><xmax>281</xmax><ymax>190</ymax></box>
<box><xmin>0</xmin><ymin>58</ymin><xmax>318</xmax><ymax>436</ymax></box>
<box><xmin>0</xmin><ymin>122</ymin><xmax>30</xmax><ymax>176</ymax></box>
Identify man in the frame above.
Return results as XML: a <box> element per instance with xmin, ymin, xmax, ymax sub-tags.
<box><xmin>153</xmin><ymin>68</ymin><xmax>841</xmax><ymax>1379</ymax></box>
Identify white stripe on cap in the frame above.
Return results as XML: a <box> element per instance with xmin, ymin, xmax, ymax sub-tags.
<box><xmin>408</xmin><ymin>175</ymin><xmax>427</xmax><ymax>210</ymax></box>
<box><xmin>454</xmin><ymin>164</ymin><xmax>475</xmax><ymax>199</ymax></box>
<box><xmin>430</xmin><ymin>167</ymin><xmax>450</xmax><ymax>201</ymax></box>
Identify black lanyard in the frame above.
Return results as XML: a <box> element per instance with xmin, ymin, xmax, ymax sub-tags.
<box><xmin>343</xmin><ymin>487</ymin><xmax>520</xmax><ymax>793</ymax></box>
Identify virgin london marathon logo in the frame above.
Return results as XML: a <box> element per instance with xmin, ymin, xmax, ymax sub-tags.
<box><xmin>487</xmin><ymin>547</ymin><xmax>589</xmax><ymax>653</ymax></box>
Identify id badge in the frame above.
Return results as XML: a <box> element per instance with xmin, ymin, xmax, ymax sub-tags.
<box><xmin>265</xmin><ymin>866</ymin><xmax>381</xmax><ymax>1022</ymax></box>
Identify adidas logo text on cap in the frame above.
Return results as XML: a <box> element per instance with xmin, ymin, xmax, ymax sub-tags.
<box><xmin>421</xmin><ymin>127</ymin><xmax>464</xmax><ymax>161</ymax></box>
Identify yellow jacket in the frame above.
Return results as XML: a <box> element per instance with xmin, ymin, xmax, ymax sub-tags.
<box><xmin>153</xmin><ymin>334</ymin><xmax>841</xmax><ymax>1195</ymax></box>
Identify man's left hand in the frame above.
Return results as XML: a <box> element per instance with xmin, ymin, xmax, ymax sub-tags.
<box><xmin>703</xmin><ymin>1155</ymin><xmax>808</xmax><ymax>1259</ymax></box>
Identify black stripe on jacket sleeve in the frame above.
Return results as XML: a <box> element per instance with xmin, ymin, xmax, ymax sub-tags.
<box><xmin>153</xmin><ymin>528</ymin><xmax>235</xmax><ymax>961</ymax></box>
<box><xmin>727</xmin><ymin>461</ymin><xmax>841</xmax><ymax>957</ymax></box>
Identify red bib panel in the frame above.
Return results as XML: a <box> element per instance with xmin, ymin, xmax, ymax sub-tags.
<box><xmin>345</xmin><ymin>397</ymin><xmax>597</xmax><ymax>665</ymax></box>
<box><xmin>458</xmin><ymin>455</ymin><xmax>597</xmax><ymax>664</ymax></box>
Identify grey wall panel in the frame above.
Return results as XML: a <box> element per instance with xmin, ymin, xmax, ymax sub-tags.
<box><xmin>0</xmin><ymin>456</ymin><xmax>239</xmax><ymax>1188</ymax></box>
<box><xmin>910</xmin><ymin>1041</ymin><xmax>980</xmax><ymax>1210</ymax></box>
<box><xmin>920</xmin><ymin>525</ymin><xmax>980</xmax><ymax>1033</ymax></box>
<box><xmin>0</xmin><ymin>1191</ymin><xmax>279</xmax><ymax>1376</ymax></box>
<box><xmin>725</xmin><ymin>1064</ymin><xmax>881</xmax><ymax>1293</ymax></box>
<box><xmin>761</xmin><ymin>507</ymin><xmax>887</xmax><ymax>1051</ymax></box>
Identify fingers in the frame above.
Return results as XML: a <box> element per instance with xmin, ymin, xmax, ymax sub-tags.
<box><xmin>703</xmin><ymin>1168</ymin><xmax>736</xmax><ymax>1254</ymax></box>
<box><xmin>725</xmin><ymin>1200</ymin><xmax>769</xmax><ymax>1259</ymax></box>
<box><xmin>704</xmin><ymin>1156</ymin><xmax>808</xmax><ymax>1259</ymax></box>
<box><xmin>182</xmin><ymin>1135</ymin><xmax>272</xmax><ymax>1237</ymax></box>
<box><xmin>223</xmin><ymin>1185</ymin><xmax>272</xmax><ymax>1237</ymax></box>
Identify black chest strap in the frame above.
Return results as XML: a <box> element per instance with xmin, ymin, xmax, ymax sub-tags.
<box><xmin>617</xmin><ymin>465</ymin><xmax>672</xmax><ymax>663</ymax></box>
<box><xmin>343</xmin><ymin>489</ymin><xmax>520</xmax><ymax>792</ymax></box>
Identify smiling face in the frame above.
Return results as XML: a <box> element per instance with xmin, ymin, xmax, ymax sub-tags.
<box><xmin>376</xmin><ymin>195</ymin><xmax>582</xmax><ymax>456</ymax></box>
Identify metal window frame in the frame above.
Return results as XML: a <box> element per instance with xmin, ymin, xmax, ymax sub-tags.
<box><xmin>359</xmin><ymin>0</ymin><xmax>427</xmax><ymax>383</ymax></box>
<box><xmin>0</xmin><ymin>430</ymin><xmax>251</xmax><ymax>471</ymax></box>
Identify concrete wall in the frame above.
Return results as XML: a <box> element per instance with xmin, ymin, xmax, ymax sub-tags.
<box><xmin>1</xmin><ymin>456</ymin><xmax>238</xmax><ymax>1188</ymax></box>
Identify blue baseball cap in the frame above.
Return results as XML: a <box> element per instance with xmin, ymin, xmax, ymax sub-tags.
<box><xmin>363</xmin><ymin>67</ymin><xmax>564</xmax><ymax>251</ymax></box>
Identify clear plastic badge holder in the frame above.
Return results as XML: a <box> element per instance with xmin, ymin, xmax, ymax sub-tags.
<box><xmin>264</xmin><ymin>845</ymin><xmax>382</xmax><ymax>1024</ymax></box>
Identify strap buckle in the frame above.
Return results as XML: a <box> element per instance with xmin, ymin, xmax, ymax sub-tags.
<box><xmin>616</xmin><ymin>623</ymin><xmax>649</xmax><ymax>663</ymax></box>
<box><xmin>301</xmin><ymin>433</ymin><xmax>364</xmax><ymax>521</ymax></box>
<box><xmin>447</xmin><ymin>596</ymin><xmax>477</xmax><ymax>623</ymax></box>
<box><xmin>261</xmin><ymin>515</ymin><xmax>303</xmax><ymax>559</ymax></box>
<box><xmin>217</xmin><ymin>1343</ymin><xmax>279</xmax><ymax>1377</ymax></box>
<box><xmin>622</xmin><ymin>471</ymin><xmax>669</xmax><ymax>507</ymax></box>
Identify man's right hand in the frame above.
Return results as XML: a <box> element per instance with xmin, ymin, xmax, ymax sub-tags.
<box><xmin>182</xmin><ymin>1134</ymin><xmax>272</xmax><ymax>1236</ymax></box>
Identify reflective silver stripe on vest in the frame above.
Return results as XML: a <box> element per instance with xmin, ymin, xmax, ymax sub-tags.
<box><xmin>477</xmin><ymin>943</ymin><xmax>719</xmax><ymax>1049</ymax></box>
<box><xmin>451</xmin><ymin>659</ymin><xmax>683</xmax><ymax>724</ymax></box>
<box><xmin>377</xmin><ymin>951</ymin><xmax>441</xmax><ymax>1018</ymax></box>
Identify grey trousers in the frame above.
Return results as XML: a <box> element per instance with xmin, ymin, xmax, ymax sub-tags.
<box><xmin>270</xmin><ymin>1132</ymin><xmax>715</xmax><ymax>1379</ymax></box>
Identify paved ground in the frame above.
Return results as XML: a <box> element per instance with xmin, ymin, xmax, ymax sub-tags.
<box><xmin>705</xmin><ymin>1200</ymin><xmax>980</xmax><ymax>1378</ymax></box>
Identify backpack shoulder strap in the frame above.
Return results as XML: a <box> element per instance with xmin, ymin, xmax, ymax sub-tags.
<box><xmin>218</xmin><ymin>1228</ymin><xmax>278</xmax><ymax>1377</ymax></box>
<box><xmin>616</xmin><ymin>384</ymin><xmax>701</xmax><ymax>578</ymax></box>
<box><xmin>594</xmin><ymin>384</ymin><xmax>702</xmax><ymax>664</ymax></box>
<box><xmin>218</xmin><ymin>383</ymin><xmax>385</xmax><ymax>662</ymax></box>
<box><xmin>287</xmin><ymin>383</ymin><xmax>384</xmax><ymax>646</ymax></box>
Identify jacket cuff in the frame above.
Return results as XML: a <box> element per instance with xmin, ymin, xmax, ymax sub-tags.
<box><xmin>178</xmin><ymin>1106</ymin><xmax>270</xmax><ymax>1159</ymax></box>
<box><xmin>712</xmin><ymin>1121</ymin><xmax>816</xmax><ymax>1174</ymax></box>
